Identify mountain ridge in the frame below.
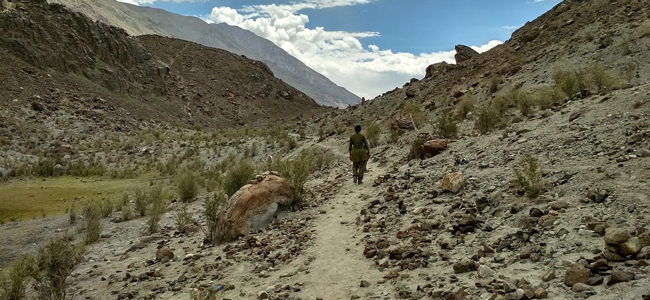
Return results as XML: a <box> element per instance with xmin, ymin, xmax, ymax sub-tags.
<box><xmin>49</xmin><ymin>0</ymin><xmax>361</xmax><ymax>108</ymax></box>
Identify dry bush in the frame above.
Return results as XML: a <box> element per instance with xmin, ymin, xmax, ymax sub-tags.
<box><xmin>100</xmin><ymin>198</ymin><xmax>113</xmax><ymax>218</ymax></box>
<box><xmin>455</xmin><ymin>94</ymin><xmax>475</xmax><ymax>120</ymax></box>
<box><xmin>223</xmin><ymin>160</ymin><xmax>255</xmax><ymax>197</ymax></box>
<box><xmin>408</xmin><ymin>135</ymin><xmax>426</xmax><ymax>160</ymax></box>
<box><xmin>436</xmin><ymin>109</ymin><xmax>458</xmax><ymax>138</ymax></box>
<box><xmin>621</xmin><ymin>62</ymin><xmax>637</xmax><ymax>84</ymax></box>
<box><xmin>489</xmin><ymin>74</ymin><xmax>502</xmax><ymax>94</ymax></box>
<box><xmin>146</xmin><ymin>186</ymin><xmax>165</xmax><ymax>234</ymax></box>
<box><xmin>203</xmin><ymin>193</ymin><xmax>224</xmax><ymax>244</ymax></box>
<box><xmin>512</xmin><ymin>155</ymin><xmax>547</xmax><ymax>198</ymax></box>
<box><xmin>177</xmin><ymin>172</ymin><xmax>198</xmax><ymax>203</ymax></box>
<box><xmin>83</xmin><ymin>202</ymin><xmax>102</xmax><ymax>245</ymax></box>
<box><xmin>401</xmin><ymin>102</ymin><xmax>426</xmax><ymax>128</ymax></box>
<box><xmin>474</xmin><ymin>105</ymin><xmax>502</xmax><ymax>134</ymax></box>
<box><xmin>552</xmin><ymin>68</ymin><xmax>580</xmax><ymax>98</ymax></box>
<box><xmin>0</xmin><ymin>256</ymin><xmax>35</xmax><ymax>300</ymax></box>
<box><xmin>589</xmin><ymin>63</ymin><xmax>617</xmax><ymax>91</ymax></box>
<box><xmin>515</xmin><ymin>92</ymin><xmax>535</xmax><ymax>117</ymax></box>
<box><xmin>535</xmin><ymin>86</ymin><xmax>565</xmax><ymax>110</ymax></box>
<box><xmin>68</xmin><ymin>201</ymin><xmax>77</xmax><ymax>226</ymax></box>
<box><xmin>365</xmin><ymin>122</ymin><xmax>381</xmax><ymax>147</ymax></box>
<box><xmin>174</xmin><ymin>204</ymin><xmax>194</xmax><ymax>233</ymax></box>
<box><xmin>134</xmin><ymin>190</ymin><xmax>148</xmax><ymax>217</ymax></box>
<box><xmin>32</xmin><ymin>236</ymin><xmax>84</xmax><ymax>300</ymax></box>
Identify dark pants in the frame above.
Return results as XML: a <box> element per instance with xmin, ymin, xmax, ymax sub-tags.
<box><xmin>353</xmin><ymin>160</ymin><xmax>368</xmax><ymax>180</ymax></box>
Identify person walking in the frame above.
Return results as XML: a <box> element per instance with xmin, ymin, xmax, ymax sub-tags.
<box><xmin>349</xmin><ymin>125</ymin><xmax>370</xmax><ymax>184</ymax></box>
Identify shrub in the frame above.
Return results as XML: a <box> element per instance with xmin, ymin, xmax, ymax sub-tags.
<box><xmin>455</xmin><ymin>94</ymin><xmax>475</xmax><ymax>120</ymax></box>
<box><xmin>365</xmin><ymin>122</ymin><xmax>381</xmax><ymax>147</ymax></box>
<box><xmin>146</xmin><ymin>186</ymin><xmax>165</xmax><ymax>234</ymax></box>
<box><xmin>32</xmin><ymin>236</ymin><xmax>84</xmax><ymax>300</ymax></box>
<box><xmin>621</xmin><ymin>62</ymin><xmax>637</xmax><ymax>84</ymax></box>
<box><xmin>203</xmin><ymin>194</ymin><xmax>224</xmax><ymax>244</ymax></box>
<box><xmin>174</xmin><ymin>204</ymin><xmax>194</xmax><ymax>233</ymax></box>
<box><xmin>68</xmin><ymin>201</ymin><xmax>77</xmax><ymax>226</ymax></box>
<box><xmin>318</xmin><ymin>127</ymin><xmax>326</xmax><ymax>142</ymax></box>
<box><xmin>474</xmin><ymin>104</ymin><xmax>502</xmax><ymax>134</ymax></box>
<box><xmin>100</xmin><ymin>199</ymin><xmax>113</xmax><ymax>218</ymax></box>
<box><xmin>536</xmin><ymin>86</ymin><xmax>565</xmax><ymax>110</ymax></box>
<box><xmin>512</xmin><ymin>155</ymin><xmax>546</xmax><ymax>198</ymax></box>
<box><xmin>552</xmin><ymin>68</ymin><xmax>580</xmax><ymax>98</ymax></box>
<box><xmin>177</xmin><ymin>172</ymin><xmax>198</xmax><ymax>203</ymax></box>
<box><xmin>515</xmin><ymin>92</ymin><xmax>535</xmax><ymax>117</ymax></box>
<box><xmin>401</xmin><ymin>102</ymin><xmax>426</xmax><ymax>128</ymax></box>
<box><xmin>134</xmin><ymin>190</ymin><xmax>148</xmax><ymax>217</ymax></box>
<box><xmin>408</xmin><ymin>135</ymin><xmax>426</xmax><ymax>160</ymax></box>
<box><xmin>388</xmin><ymin>129</ymin><xmax>401</xmax><ymax>144</ymax></box>
<box><xmin>589</xmin><ymin>63</ymin><xmax>617</xmax><ymax>91</ymax></box>
<box><xmin>223</xmin><ymin>160</ymin><xmax>255</xmax><ymax>197</ymax></box>
<box><xmin>436</xmin><ymin>109</ymin><xmax>458</xmax><ymax>139</ymax></box>
<box><xmin>83</xmin><ymin>202</ymin><xmax>102</xmax><ymax>244</ymax></box>
<box><xmin>0</xmin><ymin>256</ymin><xmax>35</xmax><ymax>300</ymax></box>
<box><xmin>489</xmin><ymin>74</ymin><xmax>502</xmax><ymax>94</ymax></box>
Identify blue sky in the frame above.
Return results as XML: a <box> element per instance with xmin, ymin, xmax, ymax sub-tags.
<box><xmin>118</xmin><ymin>0</ymin><xmax>560</xmax><ymax>99</ymax></box>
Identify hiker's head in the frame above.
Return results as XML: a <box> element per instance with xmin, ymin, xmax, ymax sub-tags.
<box><xmin>355</xmin><ymin>125</ymin><xmax>362</xmax><ymax>133</ymax></box>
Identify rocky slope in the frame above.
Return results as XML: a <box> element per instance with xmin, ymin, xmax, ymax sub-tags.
<box><xmin>0</xmin><ymin>0</ymin><xmax>322</xmax><ymax>129</ymax></box>
<box><xmin>48</xmin><ymin>0</ymin><xmax>361</xmax><ymax>108</ymax></box>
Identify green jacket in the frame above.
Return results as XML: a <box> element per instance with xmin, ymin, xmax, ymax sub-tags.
<box><xmin>349</xmin><ymin>133</ymin><xmax>370</xmax><ymax>162</ymax></box>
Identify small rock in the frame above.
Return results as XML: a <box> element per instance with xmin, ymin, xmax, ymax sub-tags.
<box><xmin>564</xmin><ymin>263</ymin><xmax>590</xmax><ymax>287</ymax></box>
<box><xmin>413</xmin><ymin>207</ymin><xmax>426</xmax><ymax>215</ymax></box>
<box><xmin>359</xmin><ymin>280</ymin><xmax>371</xmax><ymax>288</ymax></box>
<box><xmin>534</xmin><ymin>288</ymin><xmax>547</xmax><ymax>299</ymax></box>
<box><xmin>542</xmin><ymin>268</ymin><xmax>556</xmax><ymax>282</ymax></box>
<box><xmin>550</xmin><ymin>200</ymin><xmax>570</xmax><ymax>210</ymax></box>
<box><xmin>155</xmin><ymin>247</ymin><xmax>174</xmax><ymax>261</ymax></box>
<box><xmin>607</xmin><ymin>271</ymin><xmax>635</xmax><ymax>286</ymax></box>
<box><xmin>620</xmin><ymin>237</ymin><xmax>642</xmax><ymax>255</ymax></box>
<box><xmin>572</xmin><ymin>283</ymin><xmax>593</xmax><ymax>293</ymax></box>
<box><xmin>478</xmin><ymin>265</ymin><xmax>495</xmax><ymax>278</ymax></box>
<box><xmin>604</xmin><ymin>227</ymin><xmax>632</xmax><ymax>245</ymax></box>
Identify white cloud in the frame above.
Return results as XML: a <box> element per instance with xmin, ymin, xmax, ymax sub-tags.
<box><xmin>208</xmin><ymin>1</ymin><xmax>501</xmax><ymax>99</ymax></box>
<box><xmin>122</xmin><ymin>0</ymin><xmax>200</xmax><ymax>5</ymax></box>
<box><xmin>116</xmin><ymin>0</ymin><xmax>140</xmax><ymax>5</ymax></box>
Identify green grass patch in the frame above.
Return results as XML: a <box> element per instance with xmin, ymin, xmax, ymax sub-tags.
<box><xmin>0</xmin><ymin>176</ymin><xmax>151</xmax><ymax>222</ymax></box>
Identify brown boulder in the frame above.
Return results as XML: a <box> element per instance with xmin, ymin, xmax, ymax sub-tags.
<box><xmin>454</xmin><ymin>45</ymin><xmax>479</xmax><ymax>63</ymax></box>
<box><xmin>607</xmin><ymin>271</ymin><xmax>635</xmax><ymax>286</ymax></box>
<box><xmin>215</xmin><ymin>175</ymin><xmax>294</xmax><ymax>243</ymax></box>
<box><xmin>564</xmin><ymin>263</ymin><xmax>590</xmax><ymax>287</ymax></box>
<box><xmin>391</xmin><ymin>118</ymin><xmax>415</xmax><ymax>131</ymax></box>
<box><xmin>425</xmin><ymin>61</ymin><xmax>456</xmax><ymax>78</ymax></box>
<box><xmin>440</xmin><ymin>172</ymin><xmax>466</xmax><ymax>193</ymax></box>
<box><xmin>156</xmin><ymin>246</ymin><xmax>174</xmax><ymax>261</ymax></box>
<box><xmin>417</xmin><ymin>139</ymin><xmax>448</xmax><ymax>158</ymax></box>
<box><xmin>604</xmin><ymin>227</ymin><xmax>631</xmax><ymax>245</ymax></box>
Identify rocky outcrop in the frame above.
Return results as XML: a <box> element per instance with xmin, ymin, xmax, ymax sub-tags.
<box><xmin>0</xmin><ymin>0</ymin><xmax>168</xmax><ymax>93</ymax></box>
<box><xmin>417</xmin><ymin>139</ymin><xmax>448</xmax><ymax>158</ymax></box>
<box><xmin>454</xmin><ymin>45</ymin><xmax>479</xmax><ymax>63</ymax></box>
<box><xmin>215</xmin><ymin>175</ymin><xmax>295</xmax><ymax>243</ymax></box>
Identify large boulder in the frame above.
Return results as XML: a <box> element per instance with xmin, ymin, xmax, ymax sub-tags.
<box><xmin>215</xmin><ymin>175</ymin><xmax>294</xmax><ymax>243</ymax></box>
<box><xmin>440</xmin><ymin>172</ymin><xmax>466</xmax><ymax>193</ymax></box>
<box><xmin>454</xmin><ymin>45</ymin><xmax>479</xmax><ymax>63</ymax></box>
<box><xmin>417</xmin><ymin>139</ymin><xmax>448</xmax><ymax>158</ymax></box>
<box><xmin>391</xmin><ymin>118</ymin><xmax>415</xmax><ymax>131</ymax></box>
<box><xmin>424</xmin><ymin>61</ymin><xmax>457</xmax><ymax>78</ymax></box>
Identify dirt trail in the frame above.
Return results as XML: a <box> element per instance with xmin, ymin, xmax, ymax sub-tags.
<box><xmin>296</xmin><ymin>161</ymin><xmax>389</xmax><ymax>299</ymax></box>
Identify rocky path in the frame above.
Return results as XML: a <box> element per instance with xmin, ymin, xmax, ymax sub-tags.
<box><xmin>297</xmin><ymin>163</ymin><xmax>389</xmax><ymax>299</ymax></box>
